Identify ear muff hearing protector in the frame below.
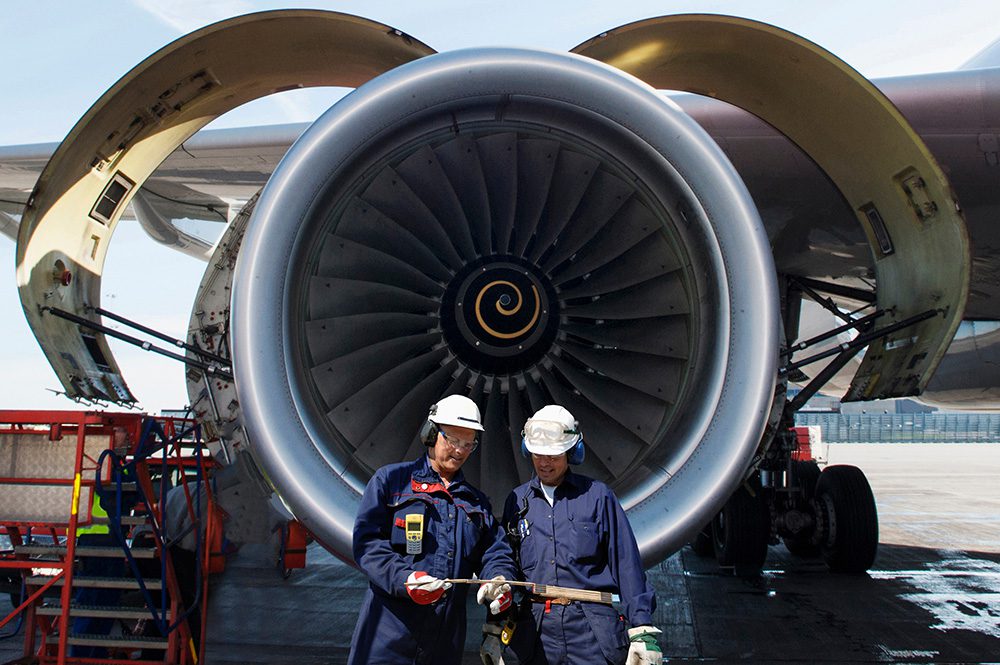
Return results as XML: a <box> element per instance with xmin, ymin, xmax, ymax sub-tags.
<box><xmin>520</xmin><ymin>435</ymin><xmax>586</xmax><ymax>465</ymax></box>
<box><xmin>419</xmin><ymin>420</ymin><xmax>440</xmax><ymax>447</ymax></box>
<box><xmin>419</xmin><ymin>404</ymin><xmax>440</xmax><ymax>447</ymax></box>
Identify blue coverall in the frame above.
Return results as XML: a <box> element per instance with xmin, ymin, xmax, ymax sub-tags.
<box><xmin>501</xmin><ymin>470</ymin><xmax>656</xmax><ymax>665</ymax></box>
<box><xmin>348</xmin><ymin>454</ymin><xmax>516</xmax><ymax>665</ymax></box>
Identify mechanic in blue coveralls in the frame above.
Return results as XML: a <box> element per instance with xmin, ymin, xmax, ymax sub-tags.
<box><xmin>347</xmin><ymin>394</ymin><xmax>516</xmax><ymax>665</ymax></box>
<box><xmin>490</xmin><ymin>405</ymin><xmax>662</xmax><ymax>665</ymax></box>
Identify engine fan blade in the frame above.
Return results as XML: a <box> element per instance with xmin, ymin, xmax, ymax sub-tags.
<box><xmin>305</xmin><ymin>313</ymin><xmax>438</xmax><ymax>366</ymax></box>
<box><xmin>506</xmin><ymin>379</ymin><xmax>537</xmax><ymax>482</ymax></box>
<box><xmin>311</xmin><ymin>333</ymin><xmax>441</xmax><ymax>410</ymax></box>
<box><xmin>562</xmin><ymin>317</ymin><xmax>690</xmax><ymax>358</ymax></box>
<box><xmin>550</xmin><ymin>197</ymin><xmax>659</xmax><ymax>283</ymax></box>
<box><xmin>555</xmin><ymin>233</ymin><xmax>682</xmax><ymax>299</ymax></box>
<box><xmin>536</xmin><ymin>368</ymin><xmax>634</xmax><ymax>479</ymax></box>
<box><xmin>327</xmin><ymin>347</ymin><xmax>450</xmax><ymax>451</ymax></box>
<box><xmin>317</xmin><ymin>235</ymin><xmax>444</xmax><ymax>296</ymax></box>
<box><xmin>556</xmin><ymin>340</ymin><xmax>683</xmax><ymax>403</ymax></box>
<box><xmin>337</xmin><ymin>197</ymin><xmax>453</xmax><ymax>282</ymax></box>
<box><xmin>540</xmin><ymin>170</ymin><xmax>633</xmax><ymax>271</ymax></box>
<box><xmin>477</xmin><ymin>132</ymin><xmax>518</xmax><ymax>253</ymax></box>
<box><xmin>308</xmin><ymin>277</ymin><xmax>439</xmax><ymax>319</ymax></box>
<box><xmin>349</xmin><ymin>356</ymin><xmax>459</xmax><ymax>472</ymax></box>
<box><xmin>396</xmin><ymin>145</ymin><xmax>478</xmax><ymax>261</ymax></box>
<box><xmin>360</xmin><ymin>167</ymin><xmax>466</xmax><ymax>270</ymax></box>
<box><xmin>511</xmin><ymin>138</ymin><xmax>560</xmax><ymax>256</ymax></box>
<box><xmin>477</xmin><ymin>380</ymin><xmax>520</xmax><ymax>505</ymax></box>
<box><xmin>563</xmin><ymin>272</ymin><xmax>689</xmax><ymax>320</ymax></box>
<box><xmin>434</xmin><ymin>135</ymin><xmax>493</xmax><ymax>257</ymax></box>
<box><xmin>547</xmin><ymin>354</ymin><xmax>665</xmax><ymax>444</ymax></box>
<box><xmin>527</xmin><ymin>150</ymin><xmax>599</xmax><ymax>264</ymax></box>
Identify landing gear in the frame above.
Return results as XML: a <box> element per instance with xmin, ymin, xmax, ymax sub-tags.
<box><xmin>712</xmin><ymin>483</ymin><xmax>770</xmax><ymax>576</ymax></box>
<box><xmin>704</xmin><ymin>454</ymin><xmax>879</xmax><ymax>575</ymax></box>
<box><xmin>814</xmin><ymin>464</ymin><xmax>879</xmax><ymax>573</ymax></box>
<box><xmin>782</xmin><ymin>460</ymin><xmax>821</xmax><ymax>557</ymax></box>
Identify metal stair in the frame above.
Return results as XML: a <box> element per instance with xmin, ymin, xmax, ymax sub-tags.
<box><xmin>26</xmin><ymin>575</ymin><xmax>164</xmax><ymax>590</ymax></box>
<box><xmin>66</xmin><ymin>632</ymin><xmax>169</xmax><ymax>650</ymax></box>
<box><xmin>1</xmin><ymin>410</ymin><xmax>216</xmax><ymax>665</ymax></box>
<box><xmin>16</xmin><ymin>544</ymin><xmax>158</xmax><ymax>559</ymax></box>
<box><xmin>37</xmin><ymin>603</ymin><xmax>173</xmax><ymax>620</ymax></box>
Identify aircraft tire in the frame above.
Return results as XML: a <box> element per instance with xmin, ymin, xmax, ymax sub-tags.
<box><xmin>712</xmin><ymin>484</ymin><xmax>769</xmax><ymax>575</ymax></box>
<box><xmin>783</xmin><ymin>460</ymin><xmax>822</xmax><ymax>557</ymax></box>
<box><xmin>816</xmin><ymin>465</ymin><xmax>878</xmax><ymax>573</ymax></box>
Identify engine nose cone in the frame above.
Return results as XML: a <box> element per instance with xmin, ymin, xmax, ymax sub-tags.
<box><xmin>442</xmin><ymin>256</ymin><xmax>558</xmax><ymax>373</ymax></box>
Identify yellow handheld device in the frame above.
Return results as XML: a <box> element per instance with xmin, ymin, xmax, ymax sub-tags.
<box><xmin>501</xmin><ymin>618</ymin><xmax>516</xmax><ymax>645</ymax></box>
<box><xmin>405</xmin><ymin>514</ymin><xmax>424</xmax><ymax>555</ymax></box>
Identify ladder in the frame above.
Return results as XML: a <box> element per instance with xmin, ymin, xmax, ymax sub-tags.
<box><xmin>0</xmin><ymin>410</ymin><xmax>219</xmax><ymax>665</ymax></box>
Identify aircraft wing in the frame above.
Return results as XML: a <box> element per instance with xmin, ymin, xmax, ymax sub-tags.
<box><xmin>0</xmin><ymin>123</ymin><xmax>307</xmax><ymax>246</ymax></box>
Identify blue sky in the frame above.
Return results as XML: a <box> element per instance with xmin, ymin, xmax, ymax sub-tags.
<box><xmin>2</xmin><ymin>0</ymin><xmax>999</xmax><ymax>413</ymax></box>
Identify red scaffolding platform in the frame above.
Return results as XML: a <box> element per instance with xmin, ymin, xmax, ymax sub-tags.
<box><xmin>0</xmin><ymin>410</ymin><xmax>219</xmax><ymax>665</ymax></box>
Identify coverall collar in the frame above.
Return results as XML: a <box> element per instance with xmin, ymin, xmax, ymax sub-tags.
<box><xmin>528</xmin><ymin>467</ymin><xmax>585</xmax><ymax>496</ymax></box>
<box><xmin>415</xmin><ymin>452</ymin><xmax>468</xmax><ymax>492</ymax></box>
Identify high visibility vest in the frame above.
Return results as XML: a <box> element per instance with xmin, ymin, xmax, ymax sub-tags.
<box><xmin>76</xmin><ymin>491</ymin><xmax>110</xmax><ymax>536</ymax></box>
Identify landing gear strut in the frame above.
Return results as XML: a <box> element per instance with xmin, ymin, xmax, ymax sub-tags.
<box><xmin>782</xmin><ymin>459</ymin><xmax>821</xmax><ymax>557</ymax></box>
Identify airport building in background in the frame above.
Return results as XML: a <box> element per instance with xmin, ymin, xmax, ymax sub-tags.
<box><xmin>794</xmin><ymin>392</ymin><xmax>1000</xmax><ymax>443</ymax></box>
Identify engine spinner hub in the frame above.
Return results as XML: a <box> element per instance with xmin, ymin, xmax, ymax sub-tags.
<box><xmin>441</xmin><ymin>255</ymin><xmax>558</xmax><ymax>373</ymax></box>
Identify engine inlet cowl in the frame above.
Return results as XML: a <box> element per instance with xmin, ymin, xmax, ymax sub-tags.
<box><xmin>231</xmin><ymin>48</ymin><xmax>779</xmax><ymax>565</ymax></box>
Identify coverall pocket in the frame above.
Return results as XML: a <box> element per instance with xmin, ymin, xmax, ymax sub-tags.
<box><xmin>518</xmin><ymin>532</ymin><xmax>539</xmax><ymax>577</ymax></box>
<box><xmin>569</xmin><ymin>520</ymin><xmax>601</xmax><ymax>564</ymax></box>
<box><xmin>457</xmin><ymin>503</ymin><xmax>487</xmax><ymax>558</ymax></box>
<box><xmin>389</xmin><ymin>500</ymin><xmax>428</xmax><ymax>554</ymax></box>
<box><xmin>580</xmin><ymin>602</ymin><xmax>630</xmax><ymax>664</ymax></box>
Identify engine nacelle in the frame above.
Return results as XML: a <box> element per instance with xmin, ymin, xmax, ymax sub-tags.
<box><xmin>231</xmin><ymin>48</ymin><xmax>779</xmax><ymax>564</ymax></box>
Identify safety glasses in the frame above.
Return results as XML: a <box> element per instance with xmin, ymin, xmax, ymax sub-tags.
<box><xmin>523</xmin><ymin>419</ymin><xmax>579</xmax><ymax>446</ymax></box>
<box><xmin>442</xmin><ymin>433</ymin><xmax>478</xmax><ymax>452</ymax></box>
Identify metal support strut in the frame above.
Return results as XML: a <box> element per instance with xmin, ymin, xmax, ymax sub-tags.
<box><xmin>783</xmin><ymin>308</ymin><xmax>941</xmax><ymax>415</ymax></box>
<box><xmin>40</xmin><ymin>306</ymin><xmax>233</xmax><ymax>381</ymax></box>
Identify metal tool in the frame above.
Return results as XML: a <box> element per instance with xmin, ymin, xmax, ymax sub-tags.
<box><xmin>405</xmin><ymin>577</ymin><xmax>613</xmax><ymax>604</ymax></box>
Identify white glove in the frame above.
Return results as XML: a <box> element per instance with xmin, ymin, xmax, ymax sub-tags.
<box><xmin>476</xmin><ymin>575</ymin><xmax>512</xmax><ymax>615</ymax></box>
<box><xmin>405</xmin><ymin>570</ymin><xmax>452</xmax><ymax>605</ymax></box>
<box><xmin>480</xmin><ymin>622</ymin><xmax>506</xmax><ymax>665</ymax></box>
<box><xmin>626</xmin><ymin>625</ymin><xmax>663</xmax><ymax>665</ymax></box>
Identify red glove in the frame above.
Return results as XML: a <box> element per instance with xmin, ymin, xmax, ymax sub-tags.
<box><xmin>476</xmin><ymin>576</ymin><xmax>512</xmax><ymax>615</ymax></box>
<box><xmin>406</xmin><ymin>571</ymin><xmax>451</xmax><ymax>605</ymax></box>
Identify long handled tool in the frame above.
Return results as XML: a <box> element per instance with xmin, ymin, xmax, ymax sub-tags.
<box><xmin>406</xmin><ymin>577</ymin><xmax>613</xmax><ymax>604</ymax></box>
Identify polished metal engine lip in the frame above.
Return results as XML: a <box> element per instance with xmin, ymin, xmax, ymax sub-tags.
<box><xmin>232</xmin><ymin>47</ymin><xmax>778</xmax><ymax>563</ymax></box>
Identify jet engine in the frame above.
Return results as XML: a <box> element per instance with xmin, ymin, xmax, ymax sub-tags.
<box><xmin>231</xmin><ymin>48</ymin><xmax>779</xmax><ymax>564</ymax></box>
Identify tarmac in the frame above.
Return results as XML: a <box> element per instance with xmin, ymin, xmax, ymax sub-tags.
<box><xmin>3</xmin><ymin>443</ymin><xmax>999</xmax><ymax>664</ymax></box>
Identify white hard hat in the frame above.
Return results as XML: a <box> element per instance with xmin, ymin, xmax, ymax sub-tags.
<box><xmin>523</xmin><ymin>405</ymin><xmax>581</xmax><ymax>455</ymax></box>
<box><xmin>429</xmin><ymin>395</ymin><xmax>485</xmax><ymax>432</ymax></box>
